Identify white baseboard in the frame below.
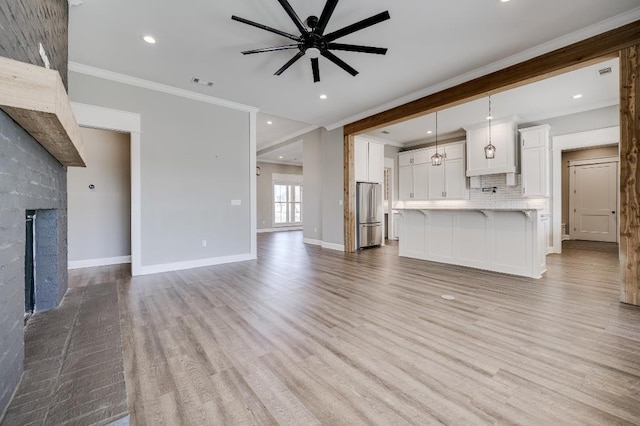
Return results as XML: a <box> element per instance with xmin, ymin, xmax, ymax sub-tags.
<box><xmin>68</xmin><ymin>256</ymin><xmax>131</xmax><ymax>270</ymax></box>
<box><xmin>303</xmin><ymin>238</ymin><xmax>322</xmax><ymax>246</ymax></box>
<box><xmin>562</xmin><ymin>234</ymin><xmax>571</xmax><ymax>241</ymax></box>
<box><xmin>322</xmin><ymin>242</ymin><xmax>345</xmax><ymax>252</ymax></box>
<box><xmin>303</xmin><ymin>238</ymin><xmax>345</xmax><ymax>252</ymax></box>
<box><xmin>257</xmin><ymin>226</ymin><xmax>303</xmax><ymax>233</ymax></box>
<box><xmin>138</xmin><ymin>253</ymin><xmax>256</xmax><ymax>275</ymax></box>
<box><xmin>138</xmin><ymin>253</ymin><xmax>255</xmax><ymax>276</ymax></box>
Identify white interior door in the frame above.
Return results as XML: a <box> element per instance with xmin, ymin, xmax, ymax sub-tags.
<box><xmin>570</xmin><ymin>161</ymin><xmax>617</xmax><ymax>242</ymax></box>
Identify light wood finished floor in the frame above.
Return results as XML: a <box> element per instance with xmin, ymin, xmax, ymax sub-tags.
<box><xmin>113</xmin><ymin>232</ymin><xmax>640</xmax><ymax>425</ymax></box>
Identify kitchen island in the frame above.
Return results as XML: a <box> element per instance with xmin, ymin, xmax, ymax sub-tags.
<box><xmin>396</xmin><ymin>207</ymin><xmax>546</xmax><ymax>278</ymax></box>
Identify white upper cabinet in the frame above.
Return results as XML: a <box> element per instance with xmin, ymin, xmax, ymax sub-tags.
<box><xmin>427</xmin><ymin>141</ymin><xmax>467</xmax><ymax>200</ymax></box>
<box><xmin>519</xmin><ymin>125</ymin><xmax>551</xmax><ymax>197</ymax></box>
<box><xmin>399</xmin><ymin>150</ymin><xmax>428</xmax><ymax>200</ymax></box>
<box><xmin>355</xmin><ymin>138</ymin><xmax>385</xmax><ymax>183</ymax></box>
<box><xmin>400</xmin><ymin>141</ymin><xmax>467</xmax><ymax>201</ymax></box>
<box><xmin>464</xmin><ymin>116</ymin><xmax>519</xmax><ymax>178</ymax></box>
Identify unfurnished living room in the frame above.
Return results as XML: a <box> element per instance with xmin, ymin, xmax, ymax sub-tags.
<box><xmin>1</xmin><ymin>1</ymin><xmax>640</xmax><ymax>425</ymax></box>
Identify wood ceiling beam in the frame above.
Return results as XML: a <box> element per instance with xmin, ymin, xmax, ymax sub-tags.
<box><xmin>344</xmin><ymin>20</ymin><xmax>640</xmax><ymax>136</ymax></box>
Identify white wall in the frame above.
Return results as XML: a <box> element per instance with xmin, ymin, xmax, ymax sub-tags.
<box><xmin>69</xmin><ymin>72</ymin><xmax>253</xmax><ymax>269</ymax></box>
<box><xmin>302</xmin><ymin>129</ymin><xmax>324</xmax><ymax>242</ymax></box>
<box><xmin>68</xmin><ymin>127</ymin><xmax>130</xmax><ymax>263</ymax></box>
<box><xmin>256</xmin><ymin>162</ymin><xmax>302</xmax><ymax>230</ymax></box>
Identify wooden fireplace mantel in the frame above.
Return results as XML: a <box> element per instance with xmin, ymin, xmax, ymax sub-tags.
<box><xmin>0</xmin><ymin>56</ymin><xmax>86</xmax><ymax>167</ymax></box>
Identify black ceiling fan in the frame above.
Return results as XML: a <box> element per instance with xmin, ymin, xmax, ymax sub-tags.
<box><xmin>232</xmin><ymin>0</ymin><xmax>390</xmax><ymax>83</ymax></box>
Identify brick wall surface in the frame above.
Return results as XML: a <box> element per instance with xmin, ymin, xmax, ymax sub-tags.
<box><xmin>0</xmin><ymin>0</ymin><xmax>68</xmax><ymax>89</ymax></box>
<box><xmin>0</xmin><ymin>0</ymin><xmax>69</xmax><ymax>417</ymax></box>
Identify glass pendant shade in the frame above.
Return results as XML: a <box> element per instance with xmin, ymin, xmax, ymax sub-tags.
<box><xmin>431</xmin><ymin>151</ymin><xmax>443</xmax><ymax>166</ymax></box>
<box><xmin>484</xmin><ymin>142</ymin><xmax>496</xmax><ymax>159</ymax></box>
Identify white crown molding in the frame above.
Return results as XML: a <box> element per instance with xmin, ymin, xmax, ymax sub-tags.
<box><xmin>256</xmin><ymin>158</ymin><xmax>303</xmax><ymax>167</ymax></box>
<box><xmin>68</xmin><ymin>256</ymin><xmax>131</xmax><ymax>270</ymax></box>
<box><xmin>325</xmin><ymin>8</ymin><xmax>640</xmax><ymax>131</ymax></box>
<box><xmin>257</xmin><ymin>125</ymin><xmax>320</xmax><ymax>152</ymax></box>
<box><xmin>138</xmin><ymin>253</ymin><xmax>255</xmax><ymax>276</ymax></box>
<box><xmin>68</xmin><ymin>62</ymin><xmax>259</xmax><ymax>113</ymax></box>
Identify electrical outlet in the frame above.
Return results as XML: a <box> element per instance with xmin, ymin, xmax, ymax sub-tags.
<box><xmin>338</xmin><ymin>200</ymin><xmax>343</xmax><ymax>206</ymax></box>
<box><xmin>314</xmin><ymin>227</ymin><xmax>317</xmax><ymax>233</ymax></box>
<box><xmin>262</xmin><ymin>220</ymin><xmax>266</xmax><ymax>225</ymax></box>
<box><xmin>202</xmin><ymin>240</ymin><xmax>207</xmax><ymax>247</ymax></box>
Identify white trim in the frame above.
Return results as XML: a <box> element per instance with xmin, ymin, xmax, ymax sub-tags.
<box><xmin>568</xmin><ymin>156</ymin><xmax>618</xmax><ymax>167</ymax></box>
<box><xmin>257</xmin><ymin>226</ymin><xmax>303</xmax><ymax>233</ymax></box>
<box><xmin>68</xmin><ymin>256</ymin><xmax>131</xmax><ymax>270</ymax></box>
<box><xmin>69</xmin><ymin>62</ymin><xmax>259</xmax><ymax>113</ymax></box>
<box><xmin>363</xmin><ymin>134</ymin><xmax>404</xmax><ymax>147</ymax></box>
<box><xmin>551</xmin><ymin>126</ymin><xmax>619</xmax><ymax>254</ymax></box>
<box><xmin>321</xmin><ymin>242</ymin><xmax>345</xmax><ymax>251</ymax></box>
<box><xmin>562</xmin><ymin>234</ymin><xmax>571</xmax><ymax>241</ymax></box>
<box><xmin>71</xmin><ymin>102</ymin><xmax>143</xmax><ymax>276</ymax></box>
<box><xmin>256</xmin><ymin>159</ymin><xmax>303</xmax><ymax>167</ymax></box>
<box><xmin>250</xmin><ymin>111</ymin><xmax>258</xmax><ymax>260</ymax></box>
<box><xmin>303</xmin><ymin>238</ymin><xmax>322</xmax><ymax>246</ymax></box>
<box><xmin>138</xmin><ymin>254</ymin><xmax>254</xmax><ymax>276</ymax></box>
<box><xmin>325</xmin><ymin>8</ymin><xmax>640</xmax><ymax>131</ymax></box>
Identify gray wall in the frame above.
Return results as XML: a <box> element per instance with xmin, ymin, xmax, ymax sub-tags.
<box><xmin>0</xmin><ymin>0</ymin><xmax>69</xmax><ymax>416</ymax></box>
<box><xmin>0</xmin><ymin>110</ymin><xmax>68</xmax><ymax>416</ymax></box>
<box><xmin>68</xmin><ymin>127</ymin><xmax>131</xmax><ymax>261</ymax></box>
<box><xmin>256</xmin><ymin>162</ymin><xmax>302</xmax><ymax>230</ymax></box>
<box><xmin>0</xmin><ymin>0</ymin><xmax>68</xmax><ymax>89</ymax></box>
<box><xmin>69</xmin><ymin>72</ymin><xmax>252</xmax><ymax>266</ymax></box>
<box><xmin>302</xmin><ymin>129</ymin><xmax>324</xmax><ymax>241</ymax></box>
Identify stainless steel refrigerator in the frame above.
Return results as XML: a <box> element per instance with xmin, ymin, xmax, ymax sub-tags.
<box><xmin>357</xmin><ymin>182</ymin><xmax>383</xmax><ymax>248</ymax></box>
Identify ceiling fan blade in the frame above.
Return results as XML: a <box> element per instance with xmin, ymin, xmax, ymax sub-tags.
<box><xmin>232</xmin><ymin>15</ymin><xmax>301</xmax><ymax>42</ymax></box>
<box><xmin>275</xmin><ymin>51</ymin><xmax>305</xmax><ymax>76</ymax></box>
<box><xmin>242</xmin><ymin>44</ymin><xmax>300</xmax><ymax>55</ymax></box>
<box><xmin>324</xmin><ymin>11</ymin><xmax>390</xmax><ymax>42</ymax></box>
<box><xmin>327</xmin><ymin>43</ymin><xmax>387</xmax><ymax>55</ymax></box>
<box><xmin>311</xmin><ymin>58</ymin><xmax>320</xmax><ymax>82</ymax></box>
<box><xmin>276</xmin><ymin>0</ymin><xmax>307</xmax><ymax>34</ymax></box>
<box><xmin>315</xmin><ymin>0</ymin><xmax>339</xmax><ymax>35</ymax></box>
<box><xmin>321</xmin><ymin>50</ymin><xmax>358</xmax><ymax>76</ymax></box>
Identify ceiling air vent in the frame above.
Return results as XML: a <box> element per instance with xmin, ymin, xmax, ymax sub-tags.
<box><xmin>191</xmin><ymin>77</ymin><xmax>214</xmax><ymax>87</ymax></box>
<box><xmin>598</xmin><ymin>67</ymin><xmax>612</xmax><ymax>76</ymax></box>
<box><xmin>381</xmin><ymin>130</ymin><xmax>390</xmax><ymax>134</ymax></box>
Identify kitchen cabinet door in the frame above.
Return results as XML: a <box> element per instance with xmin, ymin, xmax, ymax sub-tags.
<box><xmin>520</xmin><ymin>125</ymin><xmax>550</xmax><ymax>197</ymax></box>
<box><xmin>427</xmin><ymin>163</ymin><xmax>445</xmax><ymax>199</ymax></box>
<box><xmin>413</xmin><ymin>164</ymin><xmax>428</xmax><ymax>200</ymax></box>
<box><xmin>368</xmin><ymin>142</ymin><xmax>384</xmax><ymax>183</ymax></box>
<box><xmin>399</xmin><ymin>166</ymin><xmax>413</xmax><ymax>200</ymax></box>
<box><xmin>444</xmin><ymin>158</ymin><xmax>466</xmax><ymax>199</ymax></box>
<box><xmin>355</xmin><ymin>138</ymin><xmax>369</xmax><ymax>182</ymax></box>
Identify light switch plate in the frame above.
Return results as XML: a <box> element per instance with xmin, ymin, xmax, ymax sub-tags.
<box><xmin>231</xmin><ymin>200</ymin><xmax>241</xmax><ymax>206</ymax></box>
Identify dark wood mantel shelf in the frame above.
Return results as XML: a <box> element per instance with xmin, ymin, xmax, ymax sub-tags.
<box><xmin>0</xmin><ymin>56</ymin><xmax>86</xmax><ymax>167</ymax></box>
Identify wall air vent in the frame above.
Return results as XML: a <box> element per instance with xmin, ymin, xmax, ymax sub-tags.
<box><xmin>191</xmin><ymin>77</ymin><xmax>214</xmax><ymax>87</ymax></box>
<box><xmin>598</xmin><ymin>67</ymin><xmax>612</xmax><ymax>76</ymax></box>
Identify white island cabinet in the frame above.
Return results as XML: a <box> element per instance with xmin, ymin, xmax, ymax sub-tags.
<box><xmin>397</xmin><ymin>207</ymin><xmax>546</xmax><ymax>278</ymax></box>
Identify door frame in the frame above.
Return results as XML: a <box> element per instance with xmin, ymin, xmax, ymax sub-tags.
<box><xmin>71</xmin><ymin>102</ymin><xmax>142</xmax><ymax>276</ymax></box>
<box><xmin>568</xmin><ymin>157</ymin><xmax>619</xmax><ymax>242</ymax></box>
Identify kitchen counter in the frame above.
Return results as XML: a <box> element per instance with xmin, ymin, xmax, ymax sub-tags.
<box><xmin>397</xmin><ymin>208</ymin><xmax>546</xmax><ymax>278</ymax></box>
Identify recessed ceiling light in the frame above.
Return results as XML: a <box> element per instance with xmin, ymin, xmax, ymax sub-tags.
<box><xmin>143</xmin><ymin>35</ymin><xmax>156</xmax><ymax>44</ymax></box>
<box><xmin>427</xmin><ymin>130</ymin><xmax>433</xmax><ymax>135</ymax></box>
<box><xmin>486</xmin><ymin>115</ymin><xmax>493</xmax><ymax>120</ymax></box>
<box><xmin>267</xmin><ymin>121</ymin><xmax>273</xmax><ymax>125</ymax></box>
<box><xmin>499</xmin><ymin>0</ymin><xmax>510</xmax><ymax>3</ymax></box>
<box><xmin>279</xmin><ymin>156</ymin><xmax>283</xmax><ymax>159</ymax></box>
<box><xmin>319</xmin><ymin>94</ymin><xmax>327</xmax><ymax>100</ymax></box>
<box><xmin>573</xmin><ymin>93</ymin><xmax>583</xmax><ymax>99</ymax></box>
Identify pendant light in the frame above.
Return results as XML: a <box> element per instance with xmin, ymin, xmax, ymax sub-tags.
<box><xmin>431</xmin><ymin>111</ymin><xmax>443</xmax><ymax>166</ymax></box>
<box><xmin>484</xmin><ymin>95</ymin><xmax>496</xmax><ymax>159</ymax></box>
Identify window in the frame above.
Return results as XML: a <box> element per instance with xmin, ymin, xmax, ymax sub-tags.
<box><xmin>274</xmin><ymin>183</ymin><xmax>302</xmax><ymax>225</ymax></box>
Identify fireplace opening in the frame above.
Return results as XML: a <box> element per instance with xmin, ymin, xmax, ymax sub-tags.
<box><xmin>25</xmin><ymin>210</ymin><xmax>36</xmax><ymax>321</ymax></box>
